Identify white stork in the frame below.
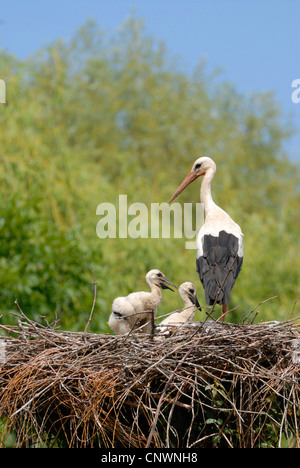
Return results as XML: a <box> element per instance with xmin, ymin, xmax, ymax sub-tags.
<box><xmin>169</xmin><ymin>157</ymin><xmax>243</xmax><ymax>322</ymax></box>
<box><xmin>108</xmin><ymin>269</ymin><xmax>176</xmax><ymax>335</ymax></box>
<box><xmin>156</xmin><ymin>282</ymin><xmax>200</xmax><ymax>334</ymax></box>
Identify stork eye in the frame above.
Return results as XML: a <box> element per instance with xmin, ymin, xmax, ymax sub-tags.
<box><xmin>189</xmin><ymin>288</ymin><xmax>194</xmax><ymax>294</ymax></box>
<box><xmin>157</xmin><ymin>273</ymin><xmax>163</xmax><ymax>277</ymax></box>
<box><xmin>195</xmin><ymin>163</ymin><xmax>202</xmax><ymax>170</ymax></box>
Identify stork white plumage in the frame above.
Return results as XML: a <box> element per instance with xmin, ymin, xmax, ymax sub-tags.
<box><xmin>108</xmin><ymin>269</ymin><xmax>176</xmax><ymax>335</ymax></box>
<box><xmin>156</xmin><ymin>282</ymin><xmax>200</xmax><ymax>334</ymax></box>
<box><xmin>169</xmin><ymin>157</ymin><xmax>243</xmax><ymax>322</ymax></box>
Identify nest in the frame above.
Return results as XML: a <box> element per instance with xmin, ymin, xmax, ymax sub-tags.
<box><xmin>0</xmin><ymin>310</ymin><xmax>300</xmax><ymax>448</ymax></box>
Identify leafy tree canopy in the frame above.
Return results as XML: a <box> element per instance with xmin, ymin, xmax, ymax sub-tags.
<box><xmin>0</xmin><ymin>16</ymin><xmax>299</xmax><ymax>331</ymax></box>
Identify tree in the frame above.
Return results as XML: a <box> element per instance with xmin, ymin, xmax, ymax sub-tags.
<box><xmin>0</xmin><ymin>15</ymin><xmax>299</xmax><ymax>331</ymax></box>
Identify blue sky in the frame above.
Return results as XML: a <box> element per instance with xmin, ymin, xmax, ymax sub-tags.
<box><xmin>1</xmin><ymin>0</ymin><xmax>299</xmax><ymax>160</ymax></box>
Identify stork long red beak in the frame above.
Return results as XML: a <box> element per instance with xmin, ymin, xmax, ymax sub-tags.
<box><xmin>168</xmin><ymin>171</ymin><xmax>201</xmax><ymax>204</ymax></box>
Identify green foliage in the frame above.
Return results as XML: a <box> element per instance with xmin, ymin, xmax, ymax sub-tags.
<box><xmin>191</xmin><ymin>381</ymin><xmax>296</xmax><ymax>448</ymax></box>
<box><xmin>0</xmin><ymin>193</ymin><xmax>100</xmax><ymax>330</ymax></box>
<box><xmin>0</xmin><ymin>15</ymin><xmax>299</xmax><ymax>331</ymax></box>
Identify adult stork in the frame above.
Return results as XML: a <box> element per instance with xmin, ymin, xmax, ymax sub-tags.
<box><xmin>156</xmin><ymin>282</ymin><xmax>200</xmax><ymax>334</ymax></box>
<box><xmin>169</xmin><ymin>157</ymin><xmax>243</xmax><ymax>321</ymax></box>
<box><xmin>108</xmin><ymin>269</ymin><xmax>176</xmax><ymax>335</ymax></box>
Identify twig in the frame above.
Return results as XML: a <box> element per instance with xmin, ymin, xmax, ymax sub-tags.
<box><xmin>241</xmin><ymin>296</ymin><xmax>278</xmax><ymax>324</ymax></box>
<box><xmin>84</xmin><ymin>269</ymin><xmax>98</xmax><ymax>333</ymax></box>
<box><xmin>288</xmin><ymin>296</ymin><xmax>300</xmax><ymax>320</ymax></box>
<box><xmin>203</xmin><ymin>305</ymin><xmax>240</xmax><ymax>333</ymax></box>
<box><xmin>14</xmin><ymin>300</ymin><xmax>37</xmax><ymax>329</ymax></box>
<box><xmin>150</xmin><ymin>311</ymin><xmax>155</xmax><ymax>341</ymax></box>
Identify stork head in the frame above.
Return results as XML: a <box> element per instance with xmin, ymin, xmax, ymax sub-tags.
<box><xmin>169</xmin><ymin>156</ymin><xmax>216</xmax><ymax>203</ymax></box>
<box><xmin>179</xmin><ymin>282</ymin><xmax>201</xmax><ymax>308</ymax></box>
<box><xmin>146</xmin><ymin>269</ymin><xmax>176</xmax><ymax>291</ymax></box>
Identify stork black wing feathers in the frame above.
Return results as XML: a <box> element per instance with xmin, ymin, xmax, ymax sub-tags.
<box><xmin>196</xmin><ymin>230</ymin><xmax>243</xmax><ymax>305</ymax></box>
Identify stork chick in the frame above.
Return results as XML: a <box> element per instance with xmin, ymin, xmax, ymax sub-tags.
<box><xmin>156</xmin><ymin>282</ymin><xmax>200</xmax><ymax>334</ymax></box>
<box><xmin>108</xmin><ymin>269</ymin><xmax>176</xmax><ymax>335</ymax></box>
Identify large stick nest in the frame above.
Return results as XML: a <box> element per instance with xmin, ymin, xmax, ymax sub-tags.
<box><xmin>0</xmin><ymin>311</ymin><xmax>300</xmax><ymax>448</ymax></box>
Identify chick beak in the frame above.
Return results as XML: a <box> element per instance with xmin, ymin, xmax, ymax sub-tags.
<box><xmin>192</xmin><ymin>294</ymin><xmax>201</xmax><ymax>310</ymax></box>
<box><xmin>160</xmin><ymin>277</ymin><xmax>177</xmax><ymax>292</ymax></box>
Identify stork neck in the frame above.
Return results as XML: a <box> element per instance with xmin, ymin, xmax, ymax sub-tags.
<box><xmin>185</xmin><ymin>299</ymin><xmax>195</xmax><ymax>308</ymax></box>
<box><xmin>200</xmin><ymin>168</ymin><xmax>217</xmax><ymax>215</ymax></box>
<box><xmin>149</xmin><ymin>283</ymin><xmax>163</xmax><ymax>301</ymax></box>
<box><xmin>181</xmin><ymin>300</ymin><xmax>195</xmax><ymax>319</ymax></box>
<box><xmin>181</xmin><ymin>295</ymin><xmax>194</xmax><ymax>308</ymax></box>
<box><xmin>178</xmin><ymin>291</ymin><xmax>196</xmax><ymax>312</ymax></box>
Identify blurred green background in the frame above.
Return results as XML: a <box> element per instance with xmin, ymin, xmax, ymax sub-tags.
<box><xmin>0</xmin><ymin>17</ymin><xmax>299</xmax><ymax>332</ymax></box>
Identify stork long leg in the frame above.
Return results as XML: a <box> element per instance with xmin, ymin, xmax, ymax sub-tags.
<box><xmin>222</xmin><ymin>304</ymin><xmax>227</xmax><ymax>323</ymax></box>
